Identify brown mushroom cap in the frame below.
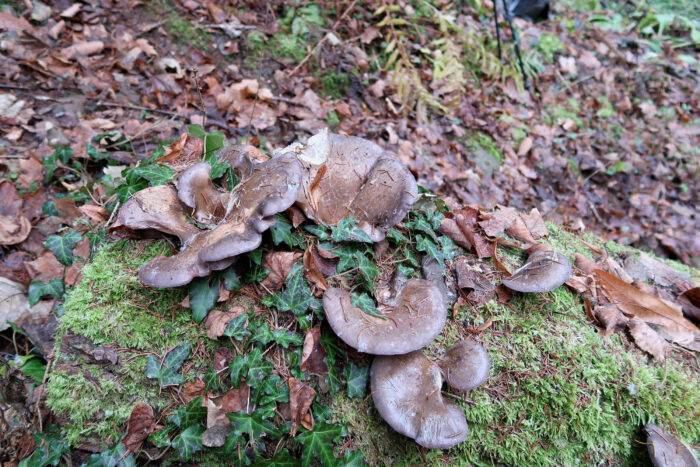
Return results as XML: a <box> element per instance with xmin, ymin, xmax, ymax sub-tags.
<box><xmin>117</xmin><ymin>184</ymin><xmax>199</xmax><ymax>244</ymax></box>
<box><xmin>176</xmin><ymin>162</ymin><xmax>228</xmax><ymax>224</ymax></box>
<box><xmin>438</xmin><ymin>339</ymin><xmax>490</xmax><ymax>392</ymax></box>
<box><xmin>137</xmin><ymin>152</ymin><xmax>302</xmax><ymax>288</ymax></box>
<box><xmin>322</xmin><ymin>279</ymin><xmax>446</xmax><ymax>355</ymax></box>
<box><xmin>646</xmin><ymin>423</ymin><xmax>699</xmax><ymax>467</ymax></box>
<box><xmin>371</xmin><ymin>352</ymin><xmax>469</xmax><ymax>449</ymax></box>
<box><xmin>287</xmin><ymin>130</ymin><xmax>418</xmax><ymax>242</ymax></box>
<box><xmin>501</xmin><ymin>249</ymin><xmax>571</xmax><ymax>293</ymax></box>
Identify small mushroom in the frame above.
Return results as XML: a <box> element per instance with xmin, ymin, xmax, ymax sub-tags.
<box><xmin>438</xmin><ymin>339</ymin><xmax>490</xmax><ymax>392</ymax></box>
<box><xmin>323</xmin><ymin>279</ymin><xmax>446</xmax><ymax>355</ymax></box>
<box><xmin>117</xmin><ymin>184</ymin><xmax>199</xmax><ymax>244</ymax></box>
<box><xmin>371</xmin><ymin>352</ymin><xmax>469</xmax><ymax>449</ymax></box>
<box><xmin>646</xmin><ymin>423</ymin><xmax>699</xmax><ymax>467</ymax></box>
<box><xmin>136</xmin><ymin>152</ymin><xmax>302</xmax><ymax>287</ymax></box>
<box><xmin>283</xmin><ymin>130</ymin><xmax>418</xmax><ymax>242</ymax></box>
<box><xmin>176</xmin><ymin>162</ymin><xmax>228</xmax><ymax>224</ymax></box>
<box><xmin>501</xmin><ymin>247</ymin><xmax>571</xmax><ymax>293</ymax></box>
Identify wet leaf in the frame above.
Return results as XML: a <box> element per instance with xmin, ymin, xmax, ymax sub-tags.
<box><xmin>44</xmin><ymin>231</ymin><xmax>82</xmax><ymax>266</ymax></box>
<box><xmin>223</xmin><ymin>314</ymin><xmax>251</xmax><ymax>340</ymax></box>
<box><xmin>301</xmin><ymin>325</ymin><xmax>328</xmax><ymax>375</ymax></box>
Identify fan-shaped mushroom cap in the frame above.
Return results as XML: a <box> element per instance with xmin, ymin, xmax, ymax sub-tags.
<box><xmin>176</xmin><ymin>162</ymin><xmax>228</xmax><ymax>223</ymax></box>
<box><xmin>322</xmin><ymin>279</ymin><xmax>446</xmax><ymax>355</ymax></box>
<box><xmin>438</xmin><ymin>339</ymin><xmax>490</xmax><ymax>392</ymax></box>
<box><xmin>117</xmin><ymin>185</ymin><xmax>199</xmax><ymax>244</ymax></box>
<box><xmin>137</xmin><ymin>153</ymin><xmax>302</xmax><ymax>288</ymax></box>
<box><xmin>285</xmin><ymin>130</ymin><xmax>418</xmax><ymax>242</ymax></box>
<box><xmin>646</xmin><ymin>423</ymin><xmax>699</xmax><ymax>467</ymax></box>
<box><xmin>501</xmin><ymin>249</ymin><xmax>571</xmax><ymax>293</ymax></box>
<box><xmin>371</xmin><ymin>352</ymin><xmax>469</xmax><ymax>449</ymax></box>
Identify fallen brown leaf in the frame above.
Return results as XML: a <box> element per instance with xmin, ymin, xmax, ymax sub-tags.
<box><xmin>300</xmin><ymin>325</ymin><xmax>328</xmax><ymax>376</ymax></box>
<box><xmin>205</xmin><ymin>307</ymin><xmax>245</xmax><ymax>340</ymax></box>
<box><xmin>261</xmin><ymin>251</ymin><xmax>303</xmax><ymax>292</ymax></box>
<box><xmin>628</xmin><ymin>318</ymin><xmax>668</xmax><ymax>361</ymax></box>
<box><xmin>303</xmin><ymin>246</ymin><xmax>329</xmax><ymax>290</ymax></box>
<box><xmin>122</xmin><ymin>402</ymin><xmax>158</xmax><ymax>454</ymax></box>
<box><xmin>183</xmin><ymin>380</ymin><xmax>206</xmax><ymax>402</ymax></box>
<box><xmin>288</xmin><ymin>377</ymin><xmax>316</xmax><ymax>436</ymax></box>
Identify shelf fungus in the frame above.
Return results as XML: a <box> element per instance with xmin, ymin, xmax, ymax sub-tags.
<box><xmin>118</xmin><ymin>151</ymin><xmax>302</xmax><ymax>288</ymax></box>
<box><xmin>438</xmin><ymin>339</ymin><xmax>490</xmax><ymax>392</ymax></box>
<box><xmin>322</xmin><ymin>279</ymin><xmax>446</xmax><ymax>355</ymax></box>
<box><xmin>371</xmin><ymin>352</ymin><xmax>469</xmax><ymax>449</ymax></box>
<box><xmin>281</xmin><ymin>129</ymin><xmax>418</xmax><ymax>242</ymax></box>
<box><xmin>501</xmin><ymin>246</ymin><xmax>572</xmax><ymax>293</ymax></box>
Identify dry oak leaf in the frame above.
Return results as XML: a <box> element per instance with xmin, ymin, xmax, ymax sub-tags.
<box><xmin>593</xmin><ymin>269</ymin><xmax>700</xmax><ymax>335</ymax></box>
<box><xmin>288</xmin><ymin>377</ymin><xmax>316</xmax><ymax>436</ymax></box>
<box><xmin>122</xmin><ymin>402</ymin><xmax>158</xmax><ymax>454</ymax></box>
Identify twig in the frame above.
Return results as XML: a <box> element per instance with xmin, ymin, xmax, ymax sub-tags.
<box><xmin>244</xmin><ymin>88</ymin><xmax>259</xmax><ymax>143</ymax></box>
<box><xmin>191</xmin><ymin>67</ymin><xmax>206</xmax><ymax>130</ymax></box>
<box><xmin>96</xmin><ymin>101</ymin><xmax>180</xmax><ymax>118</ymax></box>
<box><xmin>288</xmin><ymin>0</ymin><xmax>359</xmax><ymax>76</ymax></box>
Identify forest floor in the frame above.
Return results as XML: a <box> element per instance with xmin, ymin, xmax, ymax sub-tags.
<box><xmin>0</xmin><ymin>0</ymin><xmax>699</xmax><ymax>466</ymax></box>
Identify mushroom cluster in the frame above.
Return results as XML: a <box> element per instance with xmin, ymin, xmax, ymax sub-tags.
<box><xmin>119</xmin><ymin>149</ymin><xmax>302</xmax><ymax>287</ymax></box>
<box><xmin>370</xmin><ymin>339</ymin><xmax>490</xmax><ymax>449</ymax></box>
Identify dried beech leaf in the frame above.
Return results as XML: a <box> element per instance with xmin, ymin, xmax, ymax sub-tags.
<box><xmin>122</xmin><ymin>402</ymin><xmax>157</xmax><ymax>453</ymax></box>
<box><xmin>300</xmin><ymin>325</ymin><xmax>328</xmax><ymax>375</ymax></box>
<box><xmin>628</xmin><ymin>318</ymin><xmax>668</xmax><ymax>361</ymax></box>
<box><xmin>288</xmin><ymin>377</ymin><xmax>316</xmax><ymax>436</ymax></box>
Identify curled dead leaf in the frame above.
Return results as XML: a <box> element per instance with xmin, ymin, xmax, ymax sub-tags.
<box><xmin>122</xmin><ymin>402</ymin><xmax>158</xmax><ymax>454</ymax></box>
<box><xmin>300</xmin><ymin>325</ymin><xmax>328</xmax><ymax>375</ymax></box>
<box><xmin>288</xmin><ymin>377</ymin><xmax>316</xmax><ymax>436</ymax></box>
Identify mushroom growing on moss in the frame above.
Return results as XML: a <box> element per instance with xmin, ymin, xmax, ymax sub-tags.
<box><xmin>438</xmin><ymin>339</ymin><xmax>490</xmax><ymax>392</ymax></box>
<box><xmin>501</xmin><ymin>245</ymin><xmax>571</xmax><ymax>293</ymax></box>
<box><xmin>282</xmin><ymin>130</ymin><xmax>418</xmax><ymax>242</ymax></box>
<box><xmin>323</xmin><ymin>278</ymin><xmax>446</xmax><ymax>355</ymax></box>
<box><xmin>371</xmin><ymin>351</ymin><xmax>469</xmax><ymax>449</ymax></box>
<box><xmin>119</xmin><ymin>152</ymin><xmax>302</xmax><ymax>287</ymax></box>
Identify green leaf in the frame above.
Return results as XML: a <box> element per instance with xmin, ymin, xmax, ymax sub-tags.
<box><xmin>85</xmin><ymin>144</ymin><xmax>110</xmax><ymax>162</ymax></box>
<box><xmin>270</xmin><ymin>215</ymin><xmax>303</xmax><ymax>247</ymax></box>
<box><xmin>333</xmin><ymin>245</ymin><xmax>359</xmax><ymax>273</ymax></box>
<box><xmin>354</xmin><ymin>251</ymin><xmax>378</xmax><ymax>290</ymax></box>
<box><xmin>19</xmin><ymin>356</ymin><xmax>46</xmax><ymax>384</ymax></box>
<box><xmin>18</xmin><ymin>426</ymin><xmax>68</xmax><ymax>467</ymax></box>
<box><xmin>221</xmin><ymin>267</ymin><xmax>242</xmax><ymax>291</ymax></box>
<box><xmin>342</xmin><ymin>449</ymin><xmax>368</xmax><ymax>467</ymax></box>
<box><xmin>228</xmin><ymin>411</ymin><xmax>280</xmax><ymax>440</ymax></box>
<box><xmin>350</xmin><ymin>293</ymin><xmax>385</xmax><ymax>320</ymax></box>
<box><xmin>181</xmin><ymin>396</ymin><xmax>207</xmax><ymax>427</ymax></box>
<box><xmin>187</xmin><ymin>124</ymin><xmax>206</xmax><ymax>139</ymax></box>
<box><xmin>148</xmin><ymin>425</ymin><xmax>175</xmax><ymax>448</ymax></box>
<box><xmin>296</xmin><ymin>423</ymin><xmax>344</xmax><ymax>467</ymax></box>
<box><xmin>204</xmin><ymin>366</ymin><xmax>224</xmax><ymax>393</ymax></box>
<box><xmin>188</xmin><ymin>276</ymin><xmax>219</xmax><ymax>322</ymax></box>
<box><xmin>304</xmin><ymin>224</ymin><xmax>329</xmax><ymax>239</ymax></box>
<box><xmin>223</xmin><ymin>314</ymin><xmax>251</xmax><ymax>340</ymax></box>
<box><xmin>44</xmin><ymin>231</ymin><xmax>82</xmax><ymax>266</ymax></box>
<box><xmin>320</xmin><ymin>331</ymin><xmax>344</xmax><ymax>394</ymax></box>
<box><xmin>115</xmin><ymin>179</ymin><xmax>148</xmax><ymax>203</ymax></box>
<box><xmin>171</xmin><ymin>424</ymin><xmax>204</xmax><ymax>459</ymax></box>
<box><xmin>85</xmin><ymin>443</ymin><xmax>136</xmax><ymax>467</ymax></box>
<box><xmin>272</xmin><ymin>328</ymin><xmax>303</xmax><ymax>349</ymax></box>
<box><xmin>28</xmin><ymin>279</ymin><xmax>64</xmax><ymax>306</ymax></box>
<box><xmin>345</xmin><ymin>363</ymin><xmax>370</xmax><ymax>398</ymax></box>
<box><xmin>43</xmin><ymin>146</ymin><xmax>73</xmax><ymax>182</ymax></box>
<box><xmin>205</xmin><ymin>131</ymin><xmax>225</xmax><ymax>155</ymax></box>
<box><xmin>128</xmin><ymin>163</ymin><xmax>175</xmax><ymax>186</ymax></box>
<box><xmin>416</xmin><ymin>234</ymin><xmax>443</xmax><ymax>267</ymax></box>
<box><xmin>42</xmin><ymin>200</ymin><xmax>59</xmax><ymax>217</ymax></box>
<box><xmin>253</xmin><ymin>374</ymin><xmax>289</xmax><ymax>406</ymax></box>
<box><xmin>254</xmin><ymin>450</ymin><xmax>299</xmax><ymax>466</ymax></box>
<box><xmin>387</xmin><ymin>228</ymin><xmax>408</xmax><ymax>244</ymax></box>
<box><xmin>145</xmin><ymin>343</ymin><xmax>190</xmax><ymax>387</ymax></box>
<box><xmin>268</xmin><ymin>265</ymin><xmax>318</xmax><ymax>316</ymax></box>
<box><xmin>230</xmin><ymin>347</ymin><xmax>272</xmax><ymax>387</ymax></box>
<box><xmin>437</xmin><ymin>235</ymin><xmax>460</xmax><ymax>261</ymax></box>
<box><xmin>252</xmin><ymin>320</ymin><xmax>274</xmax><ymax>346</ymax></box>
<box><xmin>331</xmin><ymin>217</ymin><xmax>373</xmax><ymax>243</ymax></box>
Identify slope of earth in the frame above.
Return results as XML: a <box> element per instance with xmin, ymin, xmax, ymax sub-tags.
<box><xmin>41</xmin><ymin>221</ymin><xmax>699</xmax><ymax>466</ymax></box>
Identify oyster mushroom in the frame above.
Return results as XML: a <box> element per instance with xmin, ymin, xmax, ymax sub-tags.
<box><xmin>323</xmin><ymin>279</ymin><xmax>446</xmax><ymax>355</ymax></box>
<box><xmin>134</xmin><ymin>152</ymin><xmax>302</xmax><ymax>287</ymax></box>
<box><xmin>501</xmin><ymin>247</ymin><xmax>571</xmax><ymax>293</ymax></box>
<box><xmin>646</xmin><ymin>423</ymin><xmax>699</xmax><ymax>467</ymax></box>
<box><xmin>283</xmin><ymin>130</ymin><xmax>418</xmax><ymax>242</ymax></box>
<box><xmin>371</xmin><ymin>352</ymin><xmax>469</xmax><ymax>449</ymax></box>
<box><xmin>438</xmin><ymin>339</ymin><xmax>490</xmax><ymax>392</ymax></box>
<box><xmin>117</xmin><ymin>184</ymin><xmax>199</xmax><ymax>244</ymax></box>
<box><xmin>176</xmin><ymin>162</ymin><xmax>228</xmax><ymax>224</ymax></box>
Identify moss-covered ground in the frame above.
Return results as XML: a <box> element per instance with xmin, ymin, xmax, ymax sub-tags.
<box><xmin>46</xmin><ymin>224</ymin><xmax>700</xmax><ymax>464</ymax></box>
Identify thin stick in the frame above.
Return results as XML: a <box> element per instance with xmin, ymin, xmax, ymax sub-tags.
<box><xmin>97</xmin><ymin>101</ymin><xmax>180</xmax><ymax>118</ymax></box>
<box><xmin>191</xmin><ymin>67</ymin><xmax>206</xmax><ymax>129</ymax></box>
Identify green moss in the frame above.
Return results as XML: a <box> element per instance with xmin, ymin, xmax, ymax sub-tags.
<box><xmin>319</xmin><ymin>70</ymin><xmax>352</xmax><ymax>99</ymax></box>
<box><xmin>165</xmin><ymin>18</ymin><xmax>212</xmax><ymax>49</ymax></box>
<box><xmin>334</xmin><ymin>227</ymin><xmax>700</xmax><ymax>466</ymax></box>
<box><xmin>536</xmin><ymin>34</ymin><xmax>565</xmax><ymax>62</ymax></box>
<box><xmin>596</xmin><ymin>96</ymin><xmax>615</xmax><ymax>118</ymax></box>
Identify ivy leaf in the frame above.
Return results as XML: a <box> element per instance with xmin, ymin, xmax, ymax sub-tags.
<box><xmin>43</xmin><ymin>146</ymin><xmax>73</xmax><ymax>182</ymax></box>
<box><xmin>331</xmin><ymin>217</ymin><xmax>373</xmax><ymax>243</ymax></box>
<box><xmin>187</xmin><ymin>124</ymin><xmax>207</xmax><ymax>139</ymax></box>
<box><xmin>269</xmin><ymin>265</ymin><xmax>318</xmax><ymax>316</ymax></box>
<box><xmin>228</xmin><ymin>411</ymin><xmax>280</xmax><ymax>440</ymax></box>
<box><xmin>28</xmin><ymin>279</ymin><xmax>64</xmax><ymax>306</ymax></box>
<box><xmin>230</xmin><ymin>347</ymin><xmax>272</xmax><ymax>387</ymax></box>
<box><xmin>296</xmin><ymin>423</ymin><xmax>345</xmax><ymax>467</ymax></box>
<box><xmin>18</xmin><ymin>356</ymin><xmax>46</xmax><ymax>384</ymax></box>
<box><xmin>253</xmin><ymin>374</ymin><xmax>289</xmax><ymax>406</ymax></box>
<box><xmin>272</xmin><ymin>328</ymin><xmax>303</xmax><ymax>349</ymax></box>
<box><xmin>85</xmin><ymin>443</ymin><xmax>136</xmax><ymax>467</ymax></box>
<box><xmin>115</xmin><ymin>179</ymin><xmax>148</xmax><ymax>203</ymax></box>
<box><xmin>252</xmin><ymin>321</ymin><xmax>274</xmax><ymax>346</ymax></box>
<box><xmin>437</xmin><ymin>235</ymin><xmax>460</xmax><ymax>261</ymax></box>
<box><xmin>204</xmin><ymin>131</ymin><xmax>225</xmax><ymax>156</ymax></box>
<box><xmin>188</xmin><ymin>276</ymin><xmax>219</xmax><ymax>322</ymax></box>
<box><xmin>345</xmin><ymin>363</ymin><xmax>370</xmax><ymax>398</ymax></box>
<box><xmin>354</xmin><ymin>251</ymin><xmax>377</xmax><ymax>290</ymax></box>
<box><xmin>387</xmin><ymin>228</ymin><xmax>408</xmax><ymax>244</ymax></box>
<box><xmin>148</xmin><ymin>425</ymin><xmax>175</xmax><ymax>448</ymax></box>
<box><xmin>44</xmin><ymin>231</ymin><xmax>82</xmax><ymax>266</ymax></box>
<box><xmin>221</xmin><ymin>267</ymin><xmax>242</xmax><ymax>291</ymax></box>
<box><xmin>320</xmin><ymin>331</ymin><xmax>344</xmax><ymax>394</ymax></box>
<box><xmin>270</xmin><ymin>215</ymin><xmax>302</xmax><ymax>247</ymax></box>
<box><xmin>18</xmin><ymin>426</ymin><xmax>68</xmax><ymax>467</ymax></box>
<box><xmin>333</xmin><ymin>245</ymin><xmax>358</xmax><ymax>273</ymax></box>
<box><xmin>171</xmin><ymin>424</ymin><xmax>204</xmax><ymax>459</ymax></box>
<box><xmin>223</xmin><ymin>314</ymin><xmax>250</xmax><ymax>340</ymax></box>
<box><xmin>350</xmin><ymin>293</ymin><xmax>385</xmax><ymax>320</ymax></box>
<box><xmin>406</xmin><ymin>214</ymin><xmax>436</xmax><ymax>239</ymax></box>
<box><xmin>146</xmin><ymin>343</ymin><xmax>190</xmax><ymax>387</ymax></box>
<box><xmin>416</xmin><ymin>234</ymin><xmax>444</xmax><ymax>267</ymax></box>
<box><xmin>128</xmin><ymin>163</ymin><xmax>175</xmax><ymax>186</ymax></box>
<box><xmin>180</xmin><ymin>396</ymin><xmax>207</xmax><ymax>428</ymax></box>
<box><xmin>342</xmin><ymin>449</ymin><xmax>368</xmax><ymax>467</ymax></box>
<box><xmin>304</xmin><ymin>224</ymin><xmax>329</xmax><ymax>240</ymax></box>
